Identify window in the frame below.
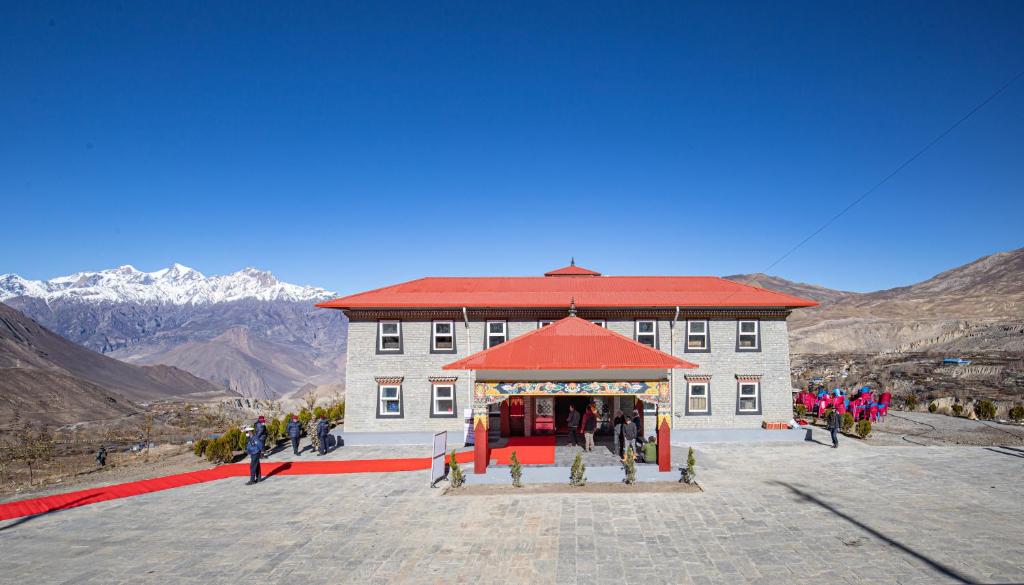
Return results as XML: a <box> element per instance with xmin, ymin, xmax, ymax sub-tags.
<box><xmin>589</xmin><ymin>320</ymin><xmax>606</xmax><ymax>328</ymax></box>
<box><xmin>538</xmin><ymin>320</ymin><xmax>555</xmax><ymax>328</ymax></box>
<box><xmin>432</xmin><ymin>320</ymin><xmax>455</xmax><ymax>352</ymax></box>
<box><xmin>378</xmin><ymin>384</ymin><xmax>402</xmax><ymax>417</ymax></box>
<box><xmin>431</xmin><ymin>383</ymin><xmax>456</xmax><ymax>417</ymax></box>
<box><xmin>642</xmin><ymin>400</ymin><xmax>657</xmax><ymax>415</ymax></box>
<box><xmin>738</xmin><ymin>381</ymin><xmax>760</xmax><ymax>413</ymax></box>
<box><xmin>687</xmin><ymin>382</ymin><xmax>709</xmax><ymax>414</ymax></box>
<box><xmin>378</xmin><ymin>320</ymin><xmax>401</xmax><ymax>352</ymax></box>
<box><xmin>686</xmin><ymin>320</ymin><xmax>708</xmax><ymax>351</ymax></box>
<box><xmin>737</xmin><ymin>320</ymin><xmax>760</xmax><ymax>351</ymax></box>
<box><xmin>486</xmin><ymin>321</ymin><xmax>507</xmax><ymax>348</ymax></box>
<box><xmin>635</xmin><ymin>320</ymin><xmax>656</xmax><ymax>347</ymax></box>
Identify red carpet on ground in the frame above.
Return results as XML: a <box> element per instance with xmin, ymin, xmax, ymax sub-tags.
<box><xmin>0</xmin><ymin>450</ymin><xmax>477</xmax><ymax>522</ymax></box>
<box><xmin>489</xmin><ymin>436</ymin><xmax>556</xmax><ymax>465</ymax></box>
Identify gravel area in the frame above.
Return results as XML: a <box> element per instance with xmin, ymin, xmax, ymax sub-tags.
<box><xmin>866</xmin><ymin>411</ymin><xmax>1024</xmax><ymax>446</ymax></box>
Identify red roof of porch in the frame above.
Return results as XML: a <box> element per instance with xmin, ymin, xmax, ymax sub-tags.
<box><xmin>442</xmin><ymin>316</ymin><xmax>697</xmax><ymax>371</ymax></box>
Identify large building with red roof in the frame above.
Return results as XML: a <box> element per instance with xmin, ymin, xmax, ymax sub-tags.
<box><xmin>317</xmin><ymin>262</ymin><xmax>816</xmax><ymax>472</ymax></box>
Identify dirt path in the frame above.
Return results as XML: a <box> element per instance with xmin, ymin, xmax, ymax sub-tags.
<box><xmin>868</xmin><ymin>411</ymin><xmax>1024</xmax><ymax>446</ymax></box>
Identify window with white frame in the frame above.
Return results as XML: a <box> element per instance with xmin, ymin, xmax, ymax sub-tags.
<box><xmin>378</xmin><ymin>320</ymin><xmax>401</xmax><ymax>352</ymax></box>
<box><xmin>431</xmin><ymin>383</ymin><xmax>455</xmax><ymax>416</ymax></box>
<box><xmin>738</xmin><ymin>381</ymin><xmax>760</xmax><ymax>413</ymax></box>
<box><xmin>378</xmin><ymin>384</ymin><xmax>402</xmax><ymax>416</ymax></box>
<box><xmin>687</xmin><ymin>381</ymin><xmax>709</xmax><ymax>413</ymax></box>
<box><xmin>589</xmin><ymin>320</ymin><xmax>606</xmax><ymax>328</ymax></box>
<box><xmin>686</xmin><ymin>320</ymin><xmax>708</xmax><ymax>350</ymax></box>
<box><xmin>635</xmin><ymin>320</ymin><xmax>656</xmax><ymax>347</ymax></box>
<box><xmin>538</xmin><ymin>319</ymin><xmax>555</xmax><ymax>328</ymax></box>
<box><xmin>642</xmin><ymin>399</ymin><xmax>657</xmax><ymax>415</ymax></box>
<box><xmin>737</xmin><ymin>320</ymin><xmax>759</xmax><ymax>350</ymax></box>
<box><xmin>486</xmin><ymin>320</ymin><xmax>507</xmax><ymax>348</ymax></box>
<box><xmin>432</xmin><ymin>320</ymin><xmax>454</xmax><ymax>351</ymax></box>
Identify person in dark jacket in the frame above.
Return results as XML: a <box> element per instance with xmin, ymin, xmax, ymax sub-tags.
<box><xmin>631</xmin><ymin>409</ymin><xmax>644</xmax><ymax>453</ymax></box>
<box><xmin>286</xmin><ymin>415</ymin><xmax>302</xmax><ymax>455</ymax></box>
<box><xmin>566</xmin><ymin>404</ymin><xmax>581</xmax><ymax>447</ymax></box>
<box><xmin>245</xmin><ymin>428</ymin><xmax>263</xmax><ymax>485</ymax></box>
<box><xmin>621</xmin><ymin>416</ymin><xmax>638</xmax><ymax>461</ymax></box>
<box><xmin>826</xmin><ymin>408</ymin><xmax>842</xmax><ymax>448</ymax></box>
<box><xmin>316</xmin><ymin>415</ymin><xmax>330</xmax><ymax>455</ymax></box>
<box><xmin>612</xmin><ymin>410</ymin><xmax>625</xmax><ymax>458</ymax></box>
<box><xmin>254</xmin><ymin>415</ymin><xmax>268</xmax><ymax>456</ymax></box>
<box><xmin>95</xmin><ymin>445</ymin><xmax>107</xmax><ymax>467</ymax></box>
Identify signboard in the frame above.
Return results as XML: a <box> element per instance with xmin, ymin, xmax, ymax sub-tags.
<box><xmin>463</xmin><ymin>408</ymin><xmax>474</xmax><ymax>446</ymax></box>
<box><xmin>430</xmin><ymin>431</ymin><xmax>447</xmax><ymax>487</ymax></box>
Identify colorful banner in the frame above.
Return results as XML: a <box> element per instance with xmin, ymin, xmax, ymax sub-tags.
<box><xmin>477</xmin><ymin>380</ymin><xmax>667</xmax><ymax>397</ymax></box>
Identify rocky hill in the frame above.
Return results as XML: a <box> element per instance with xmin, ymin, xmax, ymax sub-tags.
<box><xmin>0</xmin><ymin>303</ymin><xmax>237</xmax><ymax>428</ymax></box>
<box><xmin>1</xmin><ymin>264</ymin><xmax>347</xmax><ymax>400</ymax></box>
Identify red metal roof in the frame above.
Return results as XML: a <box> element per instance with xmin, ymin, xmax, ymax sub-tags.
<box><xmin>443</xmin><ymin>317</ymin><xmax>697</xmax><ymax>371</ymax></box>
<box><xmin>544</xmin><ymin>263</ymin><xmax>602</xmax><ymax>276</ymax></box>
<box><xmin>316</xmin><ymin>275</ymin><xmax>818</xmax><ymax>309</ymax></box>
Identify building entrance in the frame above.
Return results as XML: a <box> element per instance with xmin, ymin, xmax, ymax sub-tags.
<box><xmin>554</xmin><ymin>396</ymin><xmax>592</xmax><ymax>434</ymax></box>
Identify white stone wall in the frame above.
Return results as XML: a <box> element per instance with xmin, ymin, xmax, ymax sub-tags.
<box><xmin>345</xmin><ymin>316</ymin><xmax>793</xmax><ymax>433</ymax></box>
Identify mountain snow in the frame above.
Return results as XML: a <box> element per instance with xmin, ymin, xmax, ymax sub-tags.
<box><xmin>0</xmin><ymin>263</ymin><xmax>335</xmax><ymax>305</ymax></box>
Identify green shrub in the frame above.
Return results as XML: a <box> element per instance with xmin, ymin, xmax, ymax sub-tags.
<box><xmin>298</xmin><ymin>409</ymin><xmax>312</xmax><ymax>427</ymax></box>
<box><xmin>952</xmin><ymin>404</ymin><xmax>964</xmax><ymax>416</ymax></box>
<box><xmin>623</xmin><ymin>447</ymin><xmax>637</xmax><ymax>485</ymax></box>
<box><xmin>681</xmin><ymin>447</ymin><xmax>697</xmax><ymax>485</ymax></box>
<box><xmin>205</xmin><ymin>437</ymin><xmax>234</xmax><ymax>464</ymax></box>
<box><xmin>1010</xmin><ymin>405</ymin><xmax>1024</xmax><ymax>422</ymax></box>
<box><xmin>974</xmin><ymin>400</ymin><xmax>997</xmax><ymax>420</ymax></box>
<box><xmin>795</xmin><ymin>404</ymin><xmax>807</xmax><ymax>418</ymax></box>
<box><xmin>448</xmin><ymin>450</ymin><xmax>464</xmax><ymax>488</ymax></box>
<box><xmin>855</xmin><ymin>420</ymin><xmax>872</xmax><ymax>439</ymax></box>
<box><xmin>904</xmin><ymin>395</ymin><xmax>918</xmax><ymax>411</ymax></box>
<box><xmin>221</xmin><ymin>427</ymin><xmax>245</xmax><ymax>451</ymax></box>
<box><xmin>313</xmin><ymin>406</ymin><xmax>327</xmax><ymax>420</ymax></box>
<box><xmin>267</xmin><ymin>419</ymin><xmax>281</xmax><ymax>444</ymax></box>
<box><xmin>509</xmin><ymin>450</ymin><xmax>523</xmax><ymax>488</ymax></box>
<box><xmin>328</xmin><ymin>402</ymin><xmax>345</xmax><ymax>421</ymax></box>
<box><xmin>192</xmin><ymin>438</ymin><xmax>210</xmax><ymax>457</ymax></box>
<box><xmin>928</xmin><ymin>402</ymin><xmax>937</xmax><ymax>414</ymax></box>
<box><xmin>569</xmin><ymin>452</ymin><xmax>586</xmax><ymax>487</ymax></box>
<box><xmin>841</xmin><ymin>413</ymin><xmax>854</xmax><ymax>432</ymax></box>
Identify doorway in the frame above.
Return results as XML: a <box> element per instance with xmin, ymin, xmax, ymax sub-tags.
<box><xmin>555</xmin><ymin>396</ymin><xmax>593</xmax><ymax>434</ymax></box>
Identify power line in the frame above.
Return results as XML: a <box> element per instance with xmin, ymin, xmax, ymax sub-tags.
<box><xmin>743</xmin><ymin>68</ymin><xmax>1024</xmax><ymax>285</ymax></box>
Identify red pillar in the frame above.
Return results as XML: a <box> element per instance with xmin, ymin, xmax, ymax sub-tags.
<box><xmin>658</xmin><ymin>419</ymin><xmax>671</xmax><ymax>472</ymax></box>
<box><xmin>474</xmin><ymin>420</ymin><xmax>489</xmax><ymax>474</ymax></box>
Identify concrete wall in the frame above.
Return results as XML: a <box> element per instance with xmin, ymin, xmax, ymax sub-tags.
<box><xmin>344</xmin><ymin>316</ymin><xmax>793</xmax><ymax>433</ymax></box>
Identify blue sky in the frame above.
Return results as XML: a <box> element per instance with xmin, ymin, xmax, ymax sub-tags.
<box><xmin>2</xmin><ymin>1</ymin><xmax>1022</xmax><ymax>294</ymax></box>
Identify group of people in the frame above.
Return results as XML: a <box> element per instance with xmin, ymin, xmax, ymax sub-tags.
<box><xmin>243</xmin><ymin>413</ymin><xmax>334</xmax><ymax>485</ymax></box>
<box><xmin>796</xmin><ymin>386</ymin><xmax>893</xmax><ymax>449</ymax></box>
<box><xmin>565</xmin><ymin>403</ymin><xmax>658</xmax><ymax>464</ymax></box>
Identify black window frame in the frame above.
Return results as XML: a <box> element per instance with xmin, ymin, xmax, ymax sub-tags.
<box><xmin>376</xmin><ymin>383</ymin><xmax>404</xmax><ymax>418</ymax></box>
<box><xmin>485</xmin><ymin>320</ymin><xmax>507</xmax><ymax>349</ymax></box>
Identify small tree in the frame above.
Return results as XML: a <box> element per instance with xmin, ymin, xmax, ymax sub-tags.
<box><xmin>448</xmin><ymin>450</ymin><xmax>464</xmax><ymax>488</ymax></box>
<box><xmin>509</xmin><ymin>450</ymin><xmax>523</xmax><ymax>488</ymax></box>
<box><xmin>952</xmin><ymin>404</ymin><xmax>964</xmax><ymax>416</ymax></box>
<box><xmin>622</xmin><ymin>447</ymin><xmax>637</xmax><ymax>485</ymax></box>
<box><xmin>841</xmin><ymin>413</ymin><xmax>854</xmax><ymax>433</ymax></box>
<box><xmin>681</xmin><ymin>447</ymin><xmax>697</xmax><ymax>484</ymax></box>
<box><xmin>303</xmin><ymin>391</ymin><xmax>318</xmax><ymax>413</ymax></box>
<box><xmin>856</xmin><ymin>420</ymin><xmax>872</xmax><ymax>439</ymax></box>
<box><xmin>928</xmin><ymin>402</ymin><xmax>938</xmax><ymax>414</ymax></box>
<box><xmin>974</xmin><ymin>400</ymin><xmax>997</xmax><ymax>420</ymax></box>
<box><xmin>1010</xmin><ymin>405</ymin><xmax>1024</xmax><ymax>422</ymax></box>
<box><xmin>904</xmin><ymin>395</ymin><xmax>918</xmax><ymax>411</ymax></box>
<box><xmin>15</xmin><ymin>423</ymin><xmax>54</xmax><ymax>486</ymax></box>
<box><xmin>795</xmin><ymin>404</ymin><xmax>807</xmax><ymax>418</ymax></box>
<box><xmin>569</xmin><ymin>452</ymin><xmax>586</xmax><ymax>487</ymax></box>
<box><xmin>298</xmin><ymin>409</ymin><xmax>313</xmax><ymax>428</ymax></box>
<box><xmin>193</xmin><ymin>438</ymin><xmax>210</xmax><ymax>457</ymax></box>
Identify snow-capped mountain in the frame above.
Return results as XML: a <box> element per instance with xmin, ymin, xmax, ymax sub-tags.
<box><xmin>0</xmin><ymin>263</ymin><xmax>334</xmax><ymax>305</ymax></box>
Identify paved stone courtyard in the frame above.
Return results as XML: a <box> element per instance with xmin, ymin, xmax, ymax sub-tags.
<box><xmin>2</xmin><ymin>438</ymin><xmax>1023</xmax><ymax>585</ymax></box>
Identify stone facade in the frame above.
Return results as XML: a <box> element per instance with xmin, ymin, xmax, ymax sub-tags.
<box><xmin>343</xmin><ymin>313</ymin><xmax>793</xmax><ymax>434</ymax></box>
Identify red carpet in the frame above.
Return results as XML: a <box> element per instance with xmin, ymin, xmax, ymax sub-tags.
<box><xmin>489</xmin><ymin>436</ymin><xmax>556</xmax><ymax>465</ymax></box>
<box><xmin>0</xmin><ymin>450</ymin><xmax>476</xmax><ymax>522</ymax></box>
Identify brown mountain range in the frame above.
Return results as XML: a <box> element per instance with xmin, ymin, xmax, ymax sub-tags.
<box><xmin>0</xmin><ymin>302</ymin><xmax>237</xmax><ymax>428</ymax></box>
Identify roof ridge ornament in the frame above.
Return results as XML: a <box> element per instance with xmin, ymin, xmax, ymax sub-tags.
<box><xmin>568</xmin><ymin>297</ymin><xmax>577</xmax><ymax>317</ymax></box>
<box><xmin>570</xmin><ymin>257</ymin><xmax>575</xmax><ymax>266</ymax></box>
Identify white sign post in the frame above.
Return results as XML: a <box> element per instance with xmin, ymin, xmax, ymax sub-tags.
<box><xmin>463</xmin><ymin>407</ymin><xmax>474</xmax><ymax>446</ymax></box>
<box><xmin>430</xmin><ymin>431</ymin><xmax>448</xmax><ymax>487</ymax></box>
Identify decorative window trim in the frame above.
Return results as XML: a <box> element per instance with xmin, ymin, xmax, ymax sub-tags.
<box><xmin>427</xmin><ymin>376</ymin><xmax>458</xmax><ymax>383</ymax></box>
<box><xmin>685</xmin><ymin>319</ymin><xmax>710</xmax><ymax>353</ymax></box>
<box><xmin>736</xmin><ymin>378</ymin><xmax>761</xmax><ymax>415</ymax></box>
<box><xmin>430</xmin><ymin>320</ymin><xmax>457</xmax><ymax>354</ymax></box>
<box><xmin>736</xmin><ymin>319</ymin><xmax>761</xmax><ymax>352</ymax></box>
<box><xmin>635</xmin><ymin>319</ymin><xmax>658</xmax><ymax>348</ymax></box>
<box><xmin>374</xmin><ymin>376</ymin><xmax>405</xmax><ymax>385</ymax></box>
<box><xmin>430</xmin><ymin>381</ymin><xmax>457</xmax><ymax>418</ymax></box>
<box><xmin>685</xmin><ymin>380</ymin><xmax>711</xmax><ymax>416</ymax></box>
<box><xmin>485</xmin><ymin>320</ymin><xmax>507</xmax><ymax>349</ymax></box>
<box><xmin>377</xmin><ymin>383</ymin><xmax>403</xmax><ymax>418</ymax></box>
<box><xmin>377</xmin><ymin>320</ymin><xmax>403</xmax><ymax>354</ymax></box>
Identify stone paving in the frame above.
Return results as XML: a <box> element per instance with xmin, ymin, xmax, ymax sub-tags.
<box><xmin>1</xmin><ymin>438</ymin><xmax>1023</xmax><ymax>585</ymax></box>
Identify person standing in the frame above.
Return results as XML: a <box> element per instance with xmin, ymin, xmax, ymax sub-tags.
<box><xmin>316</xmin><ymin>414</ymin><xmax>330</xmax><ymax>456</ymax></box>
<box><xmin>582</xmin><ymin>404</ymin><xmax>597</xmax><ymax>452</ymax></box>
<box><xmin>621</xmin><ymin>415</ymin><xmax>638</xmax><ymax>462</ymax></box>
<box><xmin>306</xmin><ymin>416</ymin><xmax>320</xmax><ymax>455</ymax></box>
<box><xmin>254</xmin><ymin>415</ymin><xmax>269</xmax><ymax>457</ymax></box>
<box><xmin>95</xmin><ymin>445</ymin><xmax>107</xmax><ymax>467</ymax></box>
<box><xmin>826</xmin><ymin>408</ymin><xmax>842</xmax><ymax>449</ymax></box>
<box><xmin>286</xmin><ymin>415</ymin><xmax>302</xmax><ymax>456</ymax></box>
<box><xmin>612</xmin><ymin>410</ymin><xmax>625</xmax><ymax>459</ymax></box>
<box><xmin>244</xmin><ymin>427</ymin><xmax>263</xmax><ymax>485</ymax></box>
<box><xmin>631</xmin><ymin>409</ymin><xmax>644</xmax><ymax>453</ymax></box>
<box><xmin>566</xmin><ymin>404</ymin><xmax>581</xmax><ymax>448</ymax></box>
